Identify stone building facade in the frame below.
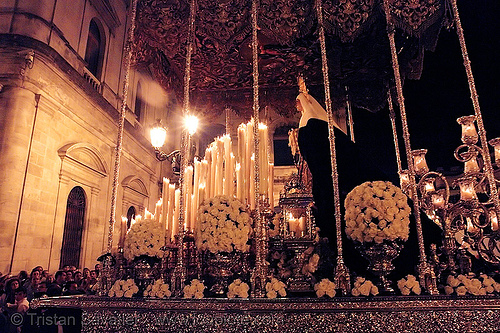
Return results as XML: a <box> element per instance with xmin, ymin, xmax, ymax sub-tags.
<box><xmin>0</xmin><ymin>0</ymin><xmax>298</xmax><ymax>275</ymax></box>
<box><xmin>0</xmin><ymin>0</ymin><xmax>176</xmax><ymax>274</ymax></box>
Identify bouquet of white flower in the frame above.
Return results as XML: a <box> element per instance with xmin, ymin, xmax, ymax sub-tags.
<box><xmin>314</xmin><ymin>278</ymin><xmax>336</xmax><ymax>298</ymax></box>
<box><xmin>345</xmin><ymin>181</ymin><xmax>411</xmax><ymax>244</ymax></box>
<box><xmin>196</xmin><ymin>195</ymin><xmax>252</xmax><ymax>254</ymax></box>
<box><xmin>183</xmin><ymin>279</ymin><xmax>206</xmax><ymax>299</ymax></box>
<box><xmin>397</xmin><ymin>274</ymin><xmax>421</xmax><ymax>295</ymax></box>
<box><xmin>351</xmin><ymin>277</ymin><xmax>379</xmax><ymax>296</ymax></box>
<box><xmin>445</xmin><ymin>274</ymin><xmax>500</xmax><ymax>296</ymax></box>
<box><xmin>108</xmin><ymin>279</ymin><xmax>139</xmax><ymax>298</ymax></box>
<box><xmin>227</xmin><ymin>279</ymin><xmax>250</xmax><ymax>298</ymax></box>
<box><xmin>123</xmin><ymin>218</ymin><xmax>164</xmax><ymax>261</ymax></box>
<box><xmin>144</xmin><ymin>279</ymin><xmax>172</xmax><ymax>298</ymax></box>
<box><xmin>266</xmin><ymin>277</ymin><xmax>286</xmax><ymax>299</ymax></box>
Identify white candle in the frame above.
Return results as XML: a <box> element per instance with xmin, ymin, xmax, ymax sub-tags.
<box><xmin>258</xmin><ymin>123</ymin><xmax>268</xmax><ymax>195</ymax></box>
<box><xmin>199</xmin><ymin>183</ymin><xmax>206</xmax><ymax>208</ymax></box>
<box><xmin>167</xmin><ymin>184</ymin><xmax>176</xmax><ymax>242</ymax></box>
<box><xmin>161</xmin><ymin>178</ymin><xmax>170</xmax><ymax>233</ymax></box>
<box><xmin>250</xmin><ymin>153</ymin><xmax>255</xmax><ymax>209</ymax></box>
<box><xmin>238</xmin><ymin>125</ymin><xmax>246</xmax><ymax>192</ymax></box>
<box><xmin>236</xmin><ymin>162</ymin><xmax>242</xmax><ymax>200</ymax></box>
<box><xmin>229</xmin><ymin>153</ymin><xmax>235</xmax><ymax>197</ymax></box>
<box><xmin>223</xmin><ymin>135</ymin><xmax>231</xmax><ymax>196</ymax></box>
<box><xmin>184</xmin><ymin>165</ymin><xmax>193</xmax><ymax>231</ymax></box>
<box><xmin>120</xmin><ymin>216</ymin><xmax>127</xmax><ymax>248</ymax></box>
<box><xmin>172</xmin><ymin>189</ymin><xmax>180</xmax><ymax>241</ymax></box>
<box><xmin>246</xmin><ymin>121</ymin><xmax>254</xmax><ymax>201</ymax></box>
<box><xmin>193</xmin><ymin>159</ymin><xmax>201</xmax><ymax>228</ymax></box>
<box><xmin>299</xmin><ymin>216</ymin><xmax>306</xmax><ymax>232</ymax></box>
<box><xmin>288</xmin><ymin>213</ymin><xmax>298</xmax><ymax>235</ymax></box>
<box><xmin>217</xmin><ymin>139</ymin><xmax>224</xmax><ymax>196</ymax></box>
<box><xmin>155</xmin><ymin>199</ymin><xmax>162</xmax><ymax>223</ymax></box>
<box><xmin>205</xmin><ymin>148</ymin><xmax>213</xmax><ymax>198</ymax></box>
<box><xmin>268</xmin><ymin>163</ymin><xmax>274</xmax><ymax>207</ymax></box>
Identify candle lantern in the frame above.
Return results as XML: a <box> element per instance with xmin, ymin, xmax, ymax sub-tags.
<box><xmin>462</xmin><ymin>150</ymin><xmax>480</xmax><ymax>174</ymax></box>
<box><xmin>411</xmin><ymin>149</ymin><xmax>429</xmax><ymax>176</ymax></box>
<box><xmin>457</xmin><ymin>115</ymin><xmax>478</xmax><ymax>145</ymax></box>
<box><xmin>431</xmin><ymin>192</ymin><xmax>446</xmax><ymax>210</ymax></box>
<box><xmin>490</xmin><ymin>209</ymin><xmax>499</xmax><ymax>231</ymax></box>
<box><xmin>456</xmin><ymin>176</ymin><xmax>478</xmax><ymax>201</ymax></box>
<box><xmin>488</xmin><ymin>137</ymin><xmax>500</xmax><ymax>166</ymax></box>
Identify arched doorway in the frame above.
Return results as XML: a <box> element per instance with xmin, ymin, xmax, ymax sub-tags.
<box><xmin>60</xmin><ymin>186</ymin><xmax>86</xmax><ymax>268</ymax></box>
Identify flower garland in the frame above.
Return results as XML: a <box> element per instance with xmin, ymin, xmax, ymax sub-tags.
<box><xmin>314</xmin><ymin>279</ymin><xmax>336</xmax><ymax>298</ymax></box>
<box><xmin>144</xmin><ymin>279</ymin><xmax>172</xmax><ymax>298</ymax></box>
<box><xmin>397</xmin><ymin>274</ymin><xmax>421</xmax><ymax>295</ymax></box>
<box><xmin>196</xmin><ymin>195</ymin><xmax>252</xmax><ymax>254</ymax></box>
<box><xmin>351</xmin><ymin>277</ymin><xmax>379</xmax><ymax>296</ymax></box>
<box><xmin>108</xmin><ymin>279</ymin><xmax>139</xmax><ymax>298</ymax></box>
<box><xmin>183</xmin><ymin>279</ymin><xmax>206</xmax><ymax>299</ymax></box>
<box><xmin>345</xmin><ymin>181</ymin><xmax>411</xmax><ymax>244</ymax></box>
<box><xmin>266</xmin><ymin>277</ymin><xmax>287</xmax><ymax>299</ymax></box>
<box><xmin>227</xmin><ymin>279</ymin><xmax>250</xmax><ymax>298</ymax></box>
<box><xmin>123</xmin><ymin>218</ymin><xmax>163</xmax><ymax>261</ymax></box>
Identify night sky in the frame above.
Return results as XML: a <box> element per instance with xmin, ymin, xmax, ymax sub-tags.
<box><xmin>350</xmin><ymin>0</ymin><xmax>500</xmax><ymax>182</ymax></box>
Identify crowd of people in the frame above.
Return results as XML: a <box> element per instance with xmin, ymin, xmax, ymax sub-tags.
<box><xmin>0</xmin><ymin>264</ymin><xmax>100</xmax><ymax>332</ymax></box>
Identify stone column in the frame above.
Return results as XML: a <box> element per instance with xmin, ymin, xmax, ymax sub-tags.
<box><xmin>0</xmin><ymin>85</ymin><xmax>38</xmax><ymax>273</ymax></box>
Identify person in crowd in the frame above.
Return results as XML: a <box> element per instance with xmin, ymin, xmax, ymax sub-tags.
<box><xmin>53</xmin><ymin>271</ymin><xmax>66</xmax><ymax>288</ymax></box>
<box><xmin>65</xmin><ymin>270</ymin><xmax>74</xmax><ymax>282</ymax></box>
<box><xmin>79</xmin><ymin>268</ymin><xmax>91</xmax><ymax>293</ymax></box>
<box><xmin>5</xmin><ymin>287</ymin><xmax>29</xmax><ymax>333</ymax></box>
<box><xmin>64</xmin><ymin>281</ymin><xmax>84</xmax><ymax>296</ymax></box>
<box><xmin>0</xmin><ymin>278</ymin><xmax>20</xmax><ymax>315</ymax></box>
<box><xmin>41</xmin><ymin>270</ymin><xmax>50</xmax><ymax>282</ymax></box>
<box><xmin>22</xmin><ymin>269</ymin><xmax>41</xmax><ymax>302</ymax></box>
<box><xmin>16</xmin><ymin>272</ymin><xmax>27</xmax><ymax>286</ymax></box>
<box><xmin>33</xmin><ymin>280</ymin><xmax>48</xmax><ymax>299</ymax></box>
<box><xmin>46</xmin><ymin>270</ymin><xmax>66</xmax><ymax>296</ymax></box>
<box><xmin>73</xmin><ymin>271</ymin><xmax>83</xmax><ymax>286</ymax></box>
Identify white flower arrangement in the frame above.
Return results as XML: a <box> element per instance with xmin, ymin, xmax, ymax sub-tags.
<box><xmin>345</xmin><ymin>181</ymin><xmax>411</xmax><ymax>244</ymax></box>
<box><xmin>301</xmin><ymin>253</ymin><xmax>320</xmax><ymax>276</ymax></box>
<box><xmin>266</xmin><ymin>277</ymin><xmax>287</xmax><ymax>299</ymax></box>
<box><xmin>227</xmin><ymin>279</ymin><xmax>250</xmax><ymax>298</ymax></box>
<box><xmin>314</xmin><ymin>278</ymin><xmax>336</xmax><ymax>298</ymax></box>
<box><xmin>397</xmin><ymin>274</ymin><xmax>421</xmax><ymax>295</ymax></box>
<box><xmin>445</xmin><ymin>274</ymin><xmax>500</xmax><ymax>296</ymax></box>
<box><xmin>123</xmin><ymin>218</ymin><xmax>164</xmax><ymax>261</ymax></box>
<box><xmin>144</xmin><ymin>279</ymin><xmax>172</xmax><ymax>298</ymax></box>
<box><xmin>196</xmin><ymin>195</ymin><xmax>252</xmax><ymax>254</ymax></box>
<box><xmin>351</xmin><ymin>277</ymin><xmax>379</xmax><ymax>296</ymax></box>
<box><xmin>183</xmin><ymin>279</ymin><xmax>206</xmax><ymax>299</ymax></box>
<box><xmin>108</xmin><ymin>279</ymin><xmax>139</xmax><ymax>298</ymax></box>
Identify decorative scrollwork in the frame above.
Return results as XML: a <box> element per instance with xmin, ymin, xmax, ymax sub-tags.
<box><xmin>388</xmin><ymin>0</ymin><xmax>444</xmax><ymax>37</ymax></box>
<box><xmin>259</xmin><ymin>0</ymin><xmax>313</xmax><ymax>46</ymax></box>
<box><xmin>323</xmin><ymin>0</ymin><xmax>376</xmax><ymax>43</ymax></box>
